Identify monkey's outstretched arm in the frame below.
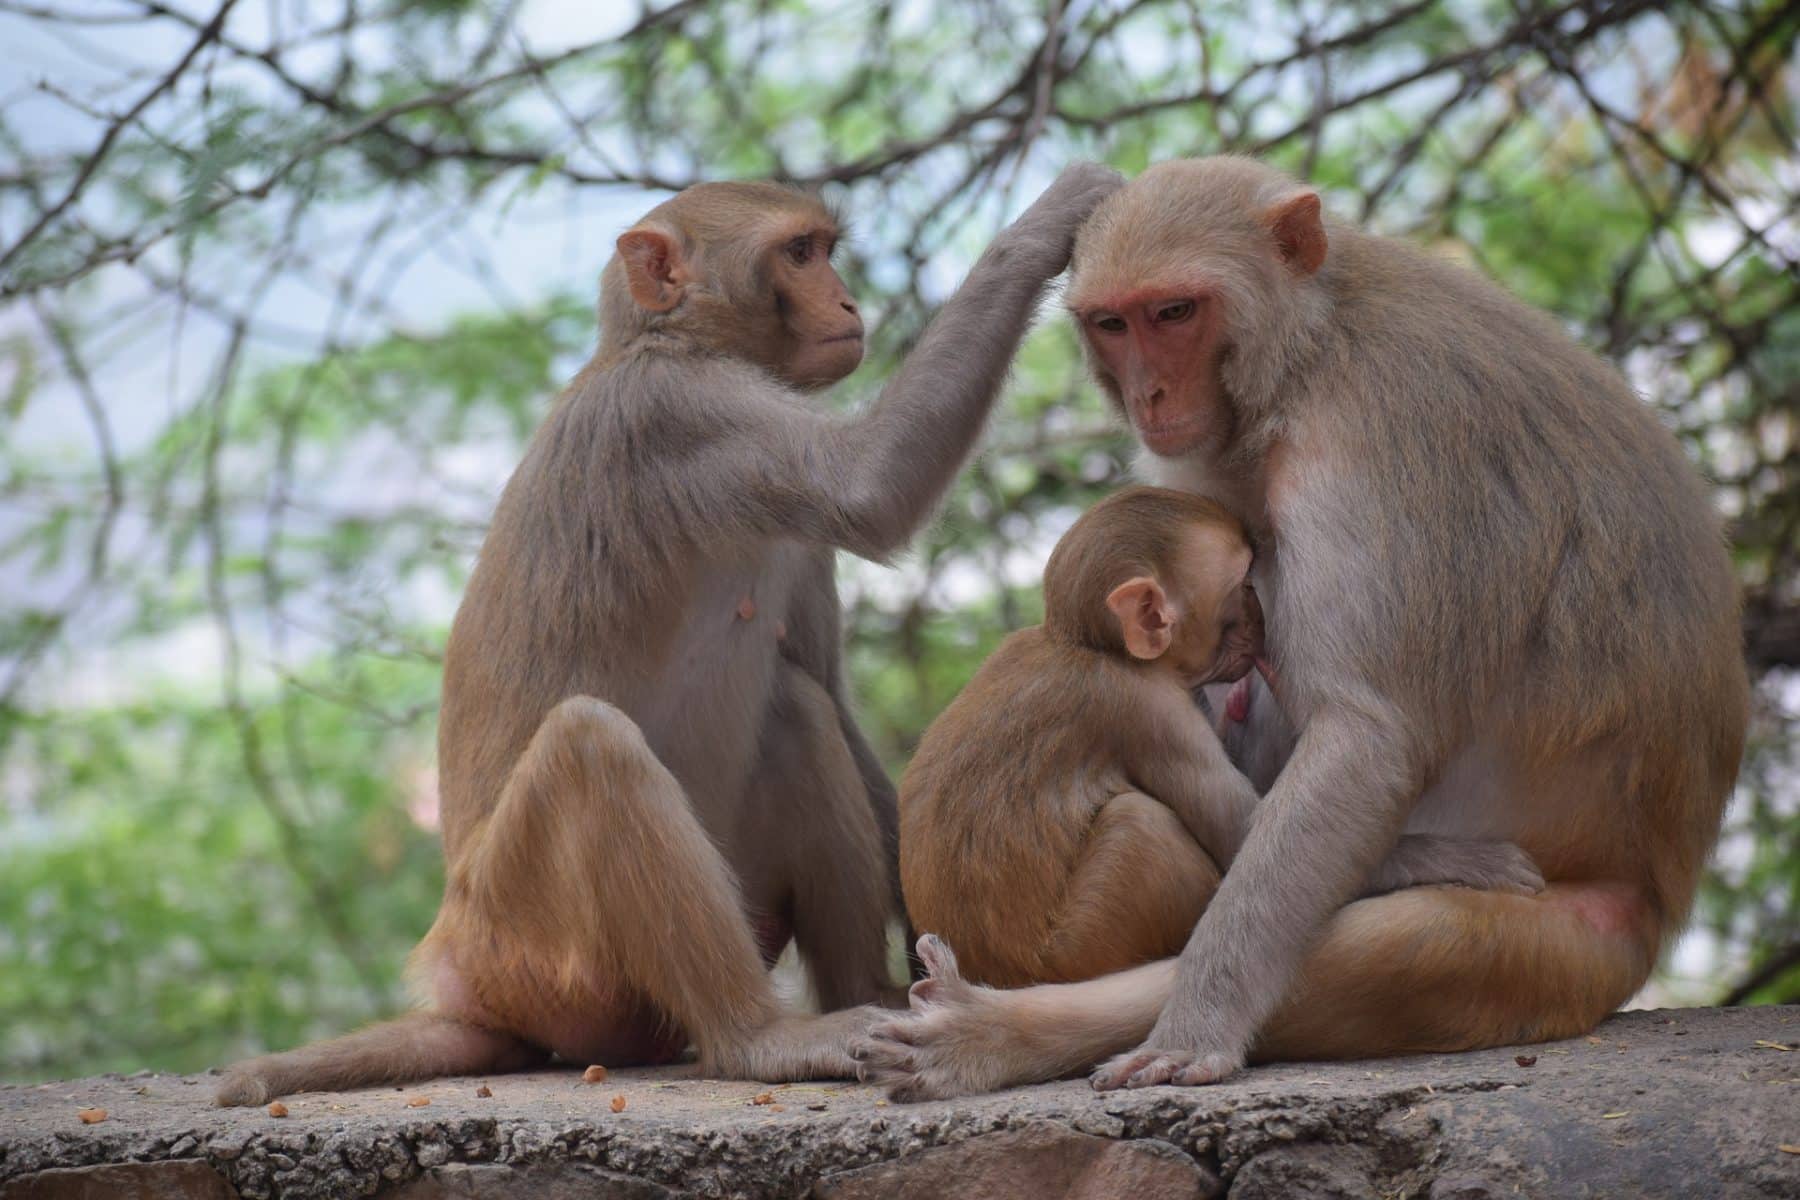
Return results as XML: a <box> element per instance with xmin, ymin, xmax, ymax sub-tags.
<box><xmin>661</xmin><ymin>164</ymin><xmax>1122</xmax><ymax>560</ymax></box>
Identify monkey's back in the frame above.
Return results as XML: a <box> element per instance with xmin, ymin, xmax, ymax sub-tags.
<box><xmin>899</xmin><ymin>628</ymin><xmax>1155</xmax><ymax>984</ymax></box>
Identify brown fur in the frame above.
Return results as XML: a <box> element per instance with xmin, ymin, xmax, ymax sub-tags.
<box><xmin>215</xmin><ymin>164</ymin><xmax>1123</xmax><ymax>1106</ymax></box>
<box><xmin>856</xmin><ymin>156</ymin><xmax>1746</xmax><ymax>1100</ymax></box>
<box><xmin>899</xmin><ymin>487</ymin><xmax>1542</xmax><ymax>993</ymax></box>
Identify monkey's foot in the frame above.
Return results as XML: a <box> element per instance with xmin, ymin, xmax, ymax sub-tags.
<box><xmin>701</xmin><ymin>1005</ymin><xmax>883</xmax><ymax>1083</ymax></box>
<box><xmin>849</xmin><ymin>935</ymin><xmax>1050</xmax><ymax>1102</ymax></box>
<box><xmin>1090</xmin><ymin>1043</ymin><xmax>1242</xmax><ymax>1091</ymax></box>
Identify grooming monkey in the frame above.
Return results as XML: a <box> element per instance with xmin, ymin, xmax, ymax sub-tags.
<box><xmin>215</xmin><ymin>163</ymin><xmax>1123</xmax><ymax>1105</ymax></box>
<box><xmin>900</xmin><ymin>486</ymin><xmax>1541</xmax><ymax>991</ymax></box>
<box><xmin>856</xmin><ymin>156</ymin><xmax>1746</xmax><ymax>1100</ymax></box>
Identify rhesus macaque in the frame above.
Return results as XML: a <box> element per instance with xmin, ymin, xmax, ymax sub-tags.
<box><xmin>899</xmin><ymin>486</ymin><xmax>1542</xmax><ymax>993</ymax></box>
<box><xmin>901</xmin><ymin>486</ymin><xmax>1259</xmax><ymax>992</ymax></box>
<box><xmin>855</xmin><ymin>156</ymin><xmax>1747</xmax><ymax>1100</ymax></box>
<box><xmin>214</xmin><ymin>163</ymin><xmax>1123</xmax><ymax>1106</ymax></box>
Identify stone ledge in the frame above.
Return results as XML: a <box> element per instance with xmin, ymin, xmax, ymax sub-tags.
<box><xmin>2</xmin><ymin>1007</ymin><xmax>1796</xmax><ymax>1199</ymax></box>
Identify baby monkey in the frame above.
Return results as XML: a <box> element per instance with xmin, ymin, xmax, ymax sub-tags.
<box><xmin>899</xmin><ymin>487</ymin><xmax>1543</xmax><ymax>990</ymax></box>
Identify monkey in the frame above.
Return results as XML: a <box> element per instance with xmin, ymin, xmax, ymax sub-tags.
<box><xmin>898</xmin><ymin>485</ymin><xmax>1542</xmax><ymax>992</ymax></box>
<box><xmin>852</xmin><ymin>156</ymin><xmax>1747</xmax><ymax>1101</ymax></box>
<box><xmin>213</xmin><ymin>163</ymin><xmax>1124</xmax><ymax>1106</ymax></box>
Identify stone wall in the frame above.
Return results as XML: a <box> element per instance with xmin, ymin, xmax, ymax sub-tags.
<box><xmin>3</xmin><ymin>1007</ymin><xmax>1796</xmax><ymax>1199</ymax></box>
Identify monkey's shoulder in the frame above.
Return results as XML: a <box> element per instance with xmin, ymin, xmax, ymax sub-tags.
<box><xmin>544</xmin><ymin>352</ymin><xmax>794</xmax><ymax>446</ymax></box>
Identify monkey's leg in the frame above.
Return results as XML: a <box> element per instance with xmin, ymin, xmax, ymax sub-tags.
<box><xmin>836</xmin><ymin>701</ymin><xmax>922</xmax><ymax>981</ymax></box>
<box><xmin>755</xmin><ymin>666</ymin><xmax>898</xmax><ymax>1012</ymax></box>
<box><xmin>859</xmin><ymin>882</ymin><xmax>1652</xmax><ymax>1101</ymax></box>
<box><xmin>216</xmin><ymin>1012</ymin><xmax>543</xmax><ymax>1107</ymax></box>
<box><xmin>1036</xmin><ymin>793</ymin><xmax>1221</xmax><ymax>984</ymax></box>
<box><xmin>852</xmin><ymin>935</ymin><xmax>1171</xmax><ymax>1102</ymax></box>
<box><xmin>450</xmin><ymin>695</ymin><xmax>876</xmax><ymax>1082</ymax></box>
<box><xmin>1245</xmin><ymin>881</ymin><xmax>1654</xmax><ymax>1062</ymax></box>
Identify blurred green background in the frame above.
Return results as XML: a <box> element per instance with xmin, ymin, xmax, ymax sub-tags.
<box><xmin>1</xmin><ymin>0</ymin><xmax>1795</xmax><ymax>1083</ymax></box>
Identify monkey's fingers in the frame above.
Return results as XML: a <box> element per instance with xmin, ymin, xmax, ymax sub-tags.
<box><xmin>1091</xmin><ymin>1047</ymin><xmax>1239</xmax><ymax>1091</ymax></box>
<box><xmin>1456</xmin><ymin>842</ymin><xmax>1547</xmax><ymax>896</ymax></box>
<box><xmin>1495</xmin><ymin>850</ymin><xmax>1547</xmax><ymax>895</ymax></box>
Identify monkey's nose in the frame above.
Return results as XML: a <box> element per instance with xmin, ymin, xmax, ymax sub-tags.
<box><xmin>840</xmin><ymin>300</ymin><xmax>859</xmax><ymax>315</ymax></box>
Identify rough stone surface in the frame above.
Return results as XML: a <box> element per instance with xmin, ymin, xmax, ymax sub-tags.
<box><xmin>813</xmin><ymin>1120</ymin><xmax>1218</xmax><ymax>1198</ymax></box>
<box><xmin>391</xmin><ymin>1162</ymin><xmax>673</xmax><ymax>1198</ymax></box>
<box><xmin>0</xmin><ymin>1159</ymin><xmax>239</xmax><ymax>1199</ymax></box>
<box><xmin>1</xmin><ymin>1007</ymin><xmax>1795</xmax><ymax>1199</ymax></box>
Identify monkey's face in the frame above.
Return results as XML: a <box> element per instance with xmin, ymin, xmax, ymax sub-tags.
<box><xmin>768</xmin><ymin>228</ymin><xmax>864</xmax><ymax>390</ymax></box>
<box><xmin>1071</xmin><ymin>287</ymin><xmax>1233</xmax><ymax>459</ymax></box>
<box><xmin>1184</xmin><ymin>577</ymin><xmax>1264</xmax><ymax>686</ymax></box>
<box><xmin>1169</xmin><ymin>526</ymin><xmax>1263</xmax><ymax>686</ymax></box>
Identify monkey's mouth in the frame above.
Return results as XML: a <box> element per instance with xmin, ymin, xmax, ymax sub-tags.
<box><xmin>822</xmin><ymin>331</ymin><xmax>864</xmax><ymax>345</ymax></box>
<box><xmin>1220</xmin><ymin>657</ymin><xmax>1279</xmax><ymax>723</ymax></box>
<box><xmin>1135</xmin><ymin>416</ymin><xmax>1206</xmax><ymax>454</ymax></box>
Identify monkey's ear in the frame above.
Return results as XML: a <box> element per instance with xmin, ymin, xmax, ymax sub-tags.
<box><xmin>1262</xmin><ymin>191</ymin><xmax>1327</xmax><ymax>276</ymax></box>
<box><xmin>616</xmin><ymin>225</ymin><xmax>689</xmax><ymax>312</ymax></box>
<box><xmin>1106</xmin><ymin>576</ymin><xmax>1175</xmax><ymax>661</ymax></box>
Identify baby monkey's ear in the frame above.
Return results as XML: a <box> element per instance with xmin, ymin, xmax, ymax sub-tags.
<box><xmin>1106</xmin><ymin>576</ymin><xmax>1175</xmax><ymax>661</ymax></box>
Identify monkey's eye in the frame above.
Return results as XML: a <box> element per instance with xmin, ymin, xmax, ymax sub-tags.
<box><xmin>785</xmin><ymin>237</ymin><xmax>814</xmax><ymax>266</ymax></box>
<box><xmin>1153</xmin><ymin>300</ymin><xmax>1195</xmax><ymax>325</ymax></box>
<box><xmin>1092</xmin><ymin>314</ymin><xmax>1127</xmax><ymax>334</ymax></box>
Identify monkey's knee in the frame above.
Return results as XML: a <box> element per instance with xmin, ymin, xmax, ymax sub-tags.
<box><xmin>1042</xmin><ymin>794</ymin><xmax>1220</xmax><ymax>982</ymax></box>
<box><xmin>459</xmin><ymin>694</ymin><xmax>704</xmax><ymax>925</ymax></box>
<box><xmin>527</xmin><ymin>695</ymin><xmax>663</xmax><ymax>791</ymax></box>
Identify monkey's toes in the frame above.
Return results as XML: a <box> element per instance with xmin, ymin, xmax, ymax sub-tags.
<box><xmin>870</xmin><ymin>1018</ymin><xmax>921</xmax><ymax>1046</ymax></box>
<box><xmin>913</xmin><ymin>932</ymin><xmax>960</xmax><ymax>981</ymax></box>
<box><xmin>847</xmin><ymin>1034</ymin><xmax>917</xmax><ymax>1083</ymax></box>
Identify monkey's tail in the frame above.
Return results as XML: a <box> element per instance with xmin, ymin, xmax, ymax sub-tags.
<box><xmin>213</xmin><ymin>1011</ymin><xmax>543</xmax><ymax>1106</ymax></box>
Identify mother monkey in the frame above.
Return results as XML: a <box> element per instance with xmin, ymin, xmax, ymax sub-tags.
<box><xmin>857</xmin><ymin>156</ymin><xmax>1747</xmax><ymax>1098</ymax></box>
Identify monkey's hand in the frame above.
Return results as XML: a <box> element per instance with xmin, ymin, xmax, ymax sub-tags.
<box><xmin>998</xmin><ymin>162</ymin><xmax>1125</xmax><ymax>278</ymax></box>
<box><xmin>1090</xmin><ymin>1016</ymin><xmax>1244</xmax><ymax>1091</ymax></box>
<box><xmin>1366</xmin><ymin>835</ymin><xmax>1545</xmax><ymax>897</ymax></box>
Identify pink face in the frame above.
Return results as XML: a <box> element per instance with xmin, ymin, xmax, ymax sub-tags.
<box><xmin>770</xmin><ymin>227</ymin><xmax>865</xmax><ymax>389</ymax></box>
<box><xmin>1076</xmin><ymin>284</ymin><xmax>1231</xmax><ymax>458</ymax></box>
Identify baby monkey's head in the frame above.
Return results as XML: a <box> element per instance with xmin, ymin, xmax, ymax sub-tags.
<box><xmin>1043</xmin><ymin>486</ymin><xmax>1263</xmax><ymax>687</ymax></box>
